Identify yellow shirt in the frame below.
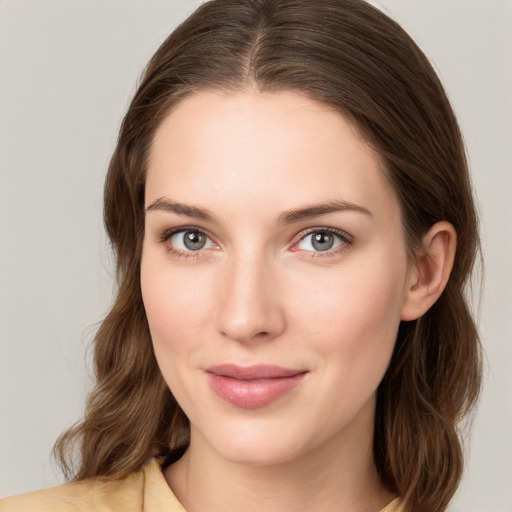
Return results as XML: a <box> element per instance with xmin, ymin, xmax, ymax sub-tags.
<box><xmin>0</xmin><ymin>459</ymin><xmax>403</xmax><ymax>511</ymax></box>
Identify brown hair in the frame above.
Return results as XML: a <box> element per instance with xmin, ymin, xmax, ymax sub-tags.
<box><xmin>54</xmin><ymin>1</ymin><xmax>482</xmax><ymax>510</ymax></box>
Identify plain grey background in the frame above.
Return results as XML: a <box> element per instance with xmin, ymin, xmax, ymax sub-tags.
<box><xmin>1</xmin><ymin>1</ymin><xmax>511</xmax><ymax>510</ymax></box>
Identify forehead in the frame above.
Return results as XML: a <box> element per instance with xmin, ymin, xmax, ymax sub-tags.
<box><xmin>146</xmin><ymin>90</ymin><xmax>399</xmax><ymax>222</ymax></box>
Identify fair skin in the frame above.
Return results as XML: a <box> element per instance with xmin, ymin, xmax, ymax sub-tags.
<box><xmin>141</xmin><ymin>90</ymin><xmax>456</xmax><ymax>512</ymax></box>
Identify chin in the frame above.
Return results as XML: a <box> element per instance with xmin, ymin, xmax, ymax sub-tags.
<box><xmin>216</xmin><ymin>441</ymin><xmax>301</xmax><ymax>467</ymax></box>
<box><xmin>195</xmin><ymin>417</ymin><xmax>318</xmax><ymax>467</ymax></box>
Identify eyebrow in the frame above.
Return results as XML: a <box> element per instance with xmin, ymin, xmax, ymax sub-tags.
<box><xmin>145</xmin><ymin>197</ymin><xmax>218</xmax><ymax>223</ymax></box>
<box><xmin>145</xmin><ymin>197</ymin><xmax>372</xmax><ymax>224</ymax></box>
<box><xmin>277</xmin><ymin>199</ymin><xmax>372</xmax><ymax>224</ymax></box>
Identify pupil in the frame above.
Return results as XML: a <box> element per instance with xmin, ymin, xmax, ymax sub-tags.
<box><xmin>312</xmin><ymin>232</ymin><xmax>334</xmax><ymax>251</ymax></box>
<box><xmin>184</xmin><ymin>231</ymin><xmax>206</xmax><ymax>250</ymax></box>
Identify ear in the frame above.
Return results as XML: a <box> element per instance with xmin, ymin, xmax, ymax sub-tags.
<box><xmin>400</xmin><ymin>221</ymin><xmax>457</xmax><ymax>321</ymax></box>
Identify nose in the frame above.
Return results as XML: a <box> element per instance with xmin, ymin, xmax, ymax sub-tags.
<box><xmin>214</xmin><ymin>252</ymin><xmax>286</xmax><ymax>343</ymax></box>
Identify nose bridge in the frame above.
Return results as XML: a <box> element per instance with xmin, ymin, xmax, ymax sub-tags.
<box><xmin>215</xmin><ymin>247</ymin><xmax>285</xmax><ymax>343</ymax></box>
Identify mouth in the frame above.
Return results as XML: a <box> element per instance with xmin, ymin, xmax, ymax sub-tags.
<box><xmin>204</xmin><ymin>364</ymin><xmax>308</xmax><ymax>409</ymax></box>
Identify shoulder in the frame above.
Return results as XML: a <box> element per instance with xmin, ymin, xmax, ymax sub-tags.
<box><xmin>0</xmin><ymin>459</ymin><xmax>185</xmax><ymax>512</ymax></box>
<box><xmin>0</xmin><ymin>465</ymin><xmax>145</xmax><ymax>512</ymax></box>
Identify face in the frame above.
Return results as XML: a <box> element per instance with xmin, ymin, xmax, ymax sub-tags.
<box><xmin>141</xmin><ymin>90</ymin><xmax>412</xmax><ymax>466</ymax></box>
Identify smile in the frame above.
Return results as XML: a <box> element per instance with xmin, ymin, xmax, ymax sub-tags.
<box><xmin>205</xmin><ymin>364</ymin><xmax>308</xmax><ymax>409</ymax></box>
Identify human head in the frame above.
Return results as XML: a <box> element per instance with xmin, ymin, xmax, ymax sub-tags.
<box><xmin>57</xmin><ymin>1</ymin><xmax>481</xmax><ymax>511</ymax></box>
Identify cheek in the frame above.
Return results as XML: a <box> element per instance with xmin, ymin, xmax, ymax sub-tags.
<box><xmin>140</xmin><ymin>255</ymin><xmax>213</xmax><ymax>366</ymax></box>
<box><xmin>140</xmin><ymin>262</ymin><xmax>213</xmax><ymax>415</ymax></box>
<box><xmin>288</xmin><ymin>253</ymin><xmax>407</xmax><ymax>375</ymax></box>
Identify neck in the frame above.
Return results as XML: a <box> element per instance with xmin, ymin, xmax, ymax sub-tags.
<box><xmin>164</xmin><ymin>404</ymin><xmax>395</xmax><ymax>512</ymax></box>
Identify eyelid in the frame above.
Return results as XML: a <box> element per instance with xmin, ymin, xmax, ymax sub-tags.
<box><xmin>290</xmin><ymin>227</ymin><xmax>354</xmax><ymax>254</ymax></box>
<box><xmin>158</xmin><ymin>225</ymin><xmax>211</xmax><ymax>243</ymax></box>
<box><xmin>158</xmin><ymin>225</ymin><xmax>219</xmax><ymax>258</ymax></box>
<box><xmin>156</xmin><ymin>225</ymin><xmax>353</xmax><ymax>258</ymax></box>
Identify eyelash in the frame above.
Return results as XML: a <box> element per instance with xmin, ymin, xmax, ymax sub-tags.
<box><xmin>292</xmin><ymin>227</ymin><xmax>353</xmax><ymax>258</ymax></box>
<box><xmin>158</xmin><ymin>226</ymin><xmax>211</xmax><ymax>260</ymax></box>
<box><xmin>157</xmin><ymin>226</ymin><xmax>354</xmax><ymax>259</ymax></box>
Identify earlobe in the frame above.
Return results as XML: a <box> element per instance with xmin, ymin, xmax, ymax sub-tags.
<box><xmin>400</xmin><ymin>221</ymin><xmax>457</xmax><ymax>321</ymax></box>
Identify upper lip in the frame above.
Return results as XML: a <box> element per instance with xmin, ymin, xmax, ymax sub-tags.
<box><xmin>205</xmin><ymin>364</ymin><xmax>306</xmax><ymax>380</ymax></box>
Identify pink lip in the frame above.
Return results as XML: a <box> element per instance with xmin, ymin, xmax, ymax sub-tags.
<box><xmin>205</xmin><ymin>364</ymin><xmax>307</xmax><ymax>409</ymax></box>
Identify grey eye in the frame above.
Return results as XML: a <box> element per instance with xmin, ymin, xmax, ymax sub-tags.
<box><xmin>297</xmin><ymin>230</ymin><xmax>344</xmax><ymax>252</ymax></box>
<box><xmin>311</xmin><ymin>232</ymin><xmax>335</xmax><ymax>251</ymax></box>
<box><xmin>171</xmin><ymin>230</ymin><xmax>212</xmax><ymax>251</ymax></box>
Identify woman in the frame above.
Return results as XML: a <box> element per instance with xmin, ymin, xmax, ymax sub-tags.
<box><xmin>0</xmin><ymin>0</ymin><xmax>481</xmax><ymax>511</ymax></box>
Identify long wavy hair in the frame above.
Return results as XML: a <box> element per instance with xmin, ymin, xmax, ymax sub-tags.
<box><xmin>54</xmin><ymin>1</ymin><xmax>482</xmax><ymax>510</ymax></box>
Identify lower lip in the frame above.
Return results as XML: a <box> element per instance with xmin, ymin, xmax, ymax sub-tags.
<box><xmin>206</xmin><ymin>372</ymin><xmax>306</xmax><ymax>409</ymax></box>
